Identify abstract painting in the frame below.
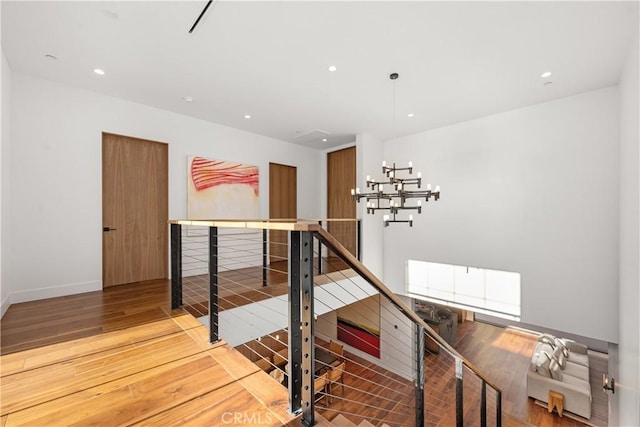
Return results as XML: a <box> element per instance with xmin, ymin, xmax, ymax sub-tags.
<box><xmin>337</xmin><ymin>295</ymin><xmax>381</xmax><ymax>358</ymax></box>
<box><xmin>187</xmin><ymin>156</ymin><xmax>259</xmax><ymax>219</ymax></box>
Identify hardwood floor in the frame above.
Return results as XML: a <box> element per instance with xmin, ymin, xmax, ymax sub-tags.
<box><xmin>0</xmin><ymin>283</ymin><xmax>294</xmax><ymax>426</ymax></box>
<box><xmin>0</xmin><ymin>279</ymin><xmax>171</xmax><ymax>355</ymax></box>
<box><xmin>1</xmin><ymin>278</ymin><xmax>609</xmax><ymax>427</ymax></box>
<box><xmin>451</xmin><ymin>321</ymin><xmax>608</xmax><ymax>427</ymax></box>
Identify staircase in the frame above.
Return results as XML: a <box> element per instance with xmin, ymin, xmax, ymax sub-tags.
<box><xmin>170</xmin><ymin>218</ymin><xmax>503</xmax><ymax>427</ymax></box>
<box><xmin>317</xmin><ymin>413</ymin><xmax>391</xmax><ymax>427</ymax></box>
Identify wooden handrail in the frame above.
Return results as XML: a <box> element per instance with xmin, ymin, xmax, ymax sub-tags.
<box><xmin>314</xmin><ymin>226</ymin><xmax>502</xmax><ymax>393</ymax></box>
<box><xmin>168</xmin><ymin>218</ymin><xmax>359</xmax><ymax>231</ymax></box>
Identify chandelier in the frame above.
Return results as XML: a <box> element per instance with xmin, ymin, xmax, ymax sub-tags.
<box><xmin>350</xmin><ymin>73</ymin><xmax>441</xmax><ymax>226</ymax></box>
<box><xmin>351</xmin><ymin>161</ymin><xmax>440</xmax><ymax>226</ymax></box>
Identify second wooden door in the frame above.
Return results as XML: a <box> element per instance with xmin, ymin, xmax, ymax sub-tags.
<box><xmin>327</xmin><ymin>146</ymin><xmax>357</xmax><ymax>256</ymax></box>
<box><xmin>269</xmin><ymin>163</ymin><xmax>297</xmax><ymax>268</ymax></box>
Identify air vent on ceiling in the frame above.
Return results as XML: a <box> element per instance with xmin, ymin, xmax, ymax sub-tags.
<box><xmin>293</xmin><ymin>129</ymin><xmax>331</xmax><ymax>145</ymax></box>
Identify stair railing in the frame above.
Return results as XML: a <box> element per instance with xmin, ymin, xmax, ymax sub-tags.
<box><xmin>169</xmin><ymin>219</ymin><xmax>502</xmax><ymax>427</ymax></box>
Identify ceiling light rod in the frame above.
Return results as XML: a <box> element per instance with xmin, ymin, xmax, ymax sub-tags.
<box><xmin>189</xmin><ymin>0</ymin><xmax>213</xmax><ymax>34</ymax></box>
<box><xmin>349</xmin><ymin>73</ymin><xmax>441</xmax><ymax>226</ymax></box>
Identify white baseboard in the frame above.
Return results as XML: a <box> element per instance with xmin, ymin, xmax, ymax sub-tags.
<box><xmin>10</xmin><ymin>280</ymin><xmax>102</xmax><ymax>304</ymax></box>
<box><xmin>1</xmin><ymin>293</ymin><xmax>10</xmax><ymax>319</ymax></box>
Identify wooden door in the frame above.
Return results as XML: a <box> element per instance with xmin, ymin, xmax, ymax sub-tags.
<box><xmin>102</xmin><ymin>133</ymin><xmax>169</xmax><ymax>287</ymax></box>
<box><xmin>269</xmin><ymin>163</ymin><xmax>297</xmax><ymax>269</ymax></box>
<box><xmin>327</xmin><ymin>146</ymin><xmax>356</xmax><ymax>256</ymax></box>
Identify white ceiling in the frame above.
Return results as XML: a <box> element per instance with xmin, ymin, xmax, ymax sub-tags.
<box><xmin>2</xmin><ymin>1</ymin><xmax>638</xmax><ymax>150</ymax></box>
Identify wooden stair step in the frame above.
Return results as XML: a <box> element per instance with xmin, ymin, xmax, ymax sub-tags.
<box><xmin>0</xmin><ymin>316</ymin><xmax>186</xmax><ymax>376</ymax></box>
<box><xmin>312</xmin><ymin>412</ymin><xmax>334</xmax><ymax>427</ymax></box>
<box><xmin>2</xmin><ymin>314</ymin><xmax>295</xmax><ymax>426</ymax></box>
<box><xmin>358</xmin><ymin>420</ymin><xmax>377</xmax><ymax>427</ymax></box>
<box><xmin>332</xmin><ymin>414</ymin><xmax>359</xmax><ymax>426</ymax></box>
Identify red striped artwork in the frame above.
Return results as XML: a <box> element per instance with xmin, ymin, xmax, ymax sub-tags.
<box><xmin>187</xmin><ymin>156</ymin><xmax>260</xmax><ymax>220</ymax></box>
<box><xmin>191</xmin><ymin>157</ymin><xmax>259</xmax><ymax>196</ymax></box>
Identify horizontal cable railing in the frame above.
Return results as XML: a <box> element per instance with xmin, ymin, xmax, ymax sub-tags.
<box><xmin>169</xmin><ymin>219</ymin><xmax>501</xmax><ymax>427</ymax></box>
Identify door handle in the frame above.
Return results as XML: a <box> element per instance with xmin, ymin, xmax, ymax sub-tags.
<box><xmin>103</xmin><ymin>227</ymin><xmax>117</xmax><ymax>232</ymax></box>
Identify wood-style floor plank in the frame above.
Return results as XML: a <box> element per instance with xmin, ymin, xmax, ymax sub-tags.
<box><xmin>1</xmin><ymin>317</ymin><xmax>184</xmax><ymax>376</ymax></box>
<box><xmin>1</xmin><ymin>332</ymin><xmax>204</xmax><ymax>415</ymax></box>
<box><xmin>0</xmin><ymin>280</ymin><xmax>170</xmax><ymax>355</ymax></box>
<box><xmin>237</xmin><ymin>369</ymin><xmax>293</xmax><ymax>425</ymax></box>
<box><xmin>4</xmin><ymin>353</ymin><xmax>230</xmax><ymax>427</ymax></box>
<box><xmin>208</xmin><ymin>342</ymin><xmax>261</xmax><ymax>381</ymax></box>
<box><xmin>1</xmin><ymin>279</ymin><xmax>295</xmax><ymax>427</ymax></box>
<box><xmin>1</xmin><ymin>274</ymin><xmax>608</xmax><ymax>426</ymax></box>
<box><xmin>135</xmin><ymin>381</ymin><xmax>283</xmax><ymax>427</ymax></box>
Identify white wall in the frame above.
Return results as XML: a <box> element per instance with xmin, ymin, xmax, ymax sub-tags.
<box><xmin>1</xmin><ymin>48</ymin><xmax>11</xmax><ymax>318</ymax></box>
<box><xmin>316</xmin><ymin>295</ymin><xmax>414</xmax><ymax>380</ymax></box>
<box><xmin>617</xmin><ymin>24</ymin><xmax>640</xmax><ymax>426</ymax></box>
<box><xmin>379</xmin><ymin>295</ymin><xmax>414</xmax><ymax>379</ymax></box>
<box><xmin>383</xmin><ymin>87</ymin><xmax>620</xmax><ymax>343</ymax></box>
<box><xmin>8</xmin><ymin>73</ymin><xmax>322</xmax><ymax>303</ymax></box>
<box><xmin>356</xmin><ymin>133</ymin><xmax>384</xmax><ymax>278</ymax></box>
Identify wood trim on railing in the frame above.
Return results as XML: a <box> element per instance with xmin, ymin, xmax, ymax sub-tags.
<box><xmin>314</xmin><ymin>226</ymin><xmax>502</xmax><ymax>393</ymax></box>
<box><xmin>168</xmin><ymin>219</ymin><xmax>358</xmax><ymax>231</ymax></box>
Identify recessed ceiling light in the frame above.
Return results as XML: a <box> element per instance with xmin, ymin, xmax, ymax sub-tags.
<box><xmin>44</xmin><ymin>54</ymin><xmax>57</xmax><ymax>60</ymax></box>
<box><xmin>93</xmin><ymin>68</ymin><xmax>105</xmax><ymax>75</ymax></box>
<box><xmin>322</xmin><ymin>138</ymin><xmax>328</xmax><ymax>142</ymax></box>
<box><xmin>183</xmin><ymin>96</ymin><xmax>193</xmax><ymax>103</ymax></box>
<box><xmin>540</xmin><ymin>71</ymin><xmax>552</xmax><ymax>78</ymax></box>
<box><xmin>328</xmin><ymin>65</ymin><xmax>337</xmax><ymax>72</ymax></box>
<box><xmin>407</xmin><ymin>113</ymin><xmax>415</xmax><ymax>118</ymax></box>
<box><xmin>244</xmin><ymin>114</ymin><xmax>251</xmax><ymax>119</ymax></box>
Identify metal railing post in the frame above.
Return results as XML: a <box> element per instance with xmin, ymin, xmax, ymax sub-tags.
<box><xmin>209</xmin><ymin>226</ymin><xmax>219</xmax><ymax>343</ymax></box>
<box><xmin>480</xmin><ymin>380</ymin><xmax>486</xmax><ymax>427</ymax></box>
<box><xmin>496</xmin><ymin>390</ymin><xmax>502</xmax><ymax>427</ymax></box>
<box><xmin>170</xmin><ymin>223</ymin><xmax>182</xmax><ymax>309</ymax></box>
<box><xmin>317</xmin><ymin>221</ymin><xmax>323</xmax><ymax>275</ymax></box>
<box><xmin>262</xmin><ymin>228</ymin><xmax>267</xmax><ymax>287</ymax></box>
<box><xmin>357</xmin><ymin>219</ymin><xmax>362</xmax><ymax>261</ymax></box>
<box><xmin>300</xmin><ymin>231</ymin><xmax>315</xmax><ymax>426</ymax></box>
<box><xmin>455</xmin><ymin>357</ymin><xmax>463</xmax><ymax>427</ymax></box>
<box><xmin>288</xmin><ymin>231</ymin><xmax>303</xmax><ymax>416</ymax></box>
<box><xmin>415</xmin><ymin>325</ymin><xmax>425</xmax><ymax>427</ymax></box>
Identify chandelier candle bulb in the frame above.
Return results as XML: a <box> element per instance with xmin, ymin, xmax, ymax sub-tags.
<box><xmin>382</xmin><ymin>161</ymin><xmax>387</xmax><ymax>167</ymax></box>
<box><xmin>409</xmin><ymin>215</ymin><xmax>413</xmax><ymax>221</ymax></box>
<box><xmin>379</xmin><ymin>184</ymin><xmax>384</xmax><ymax>192</ymax></box>
<box><xmin>417</xmin><ymin>172</ymin><xmax>422</xmax><ymax>178</ymax></box>
<box><xmin>366</xmin><ymin>175</ymin><xmax>371</xmax><ymax>182</ymax></box>
<box><xmin>435</xmin><ymin>185</ymin><xmax>440</xmax><ymax>192</ymax></box>
<box><xmin>356</xmin><ymin>188</ymin><xmax>360</xmax><ymax>194</ymax></box>
<box><xmin>427</xmin><ymin>184</ymin><xmax>432</xmax><ymax>191</ymax></box>
<box><xmin>408</xmin><ymin>161</ymin><xmax>413</xmax><ymax>168</ymax></box>
<box><xmin>351</xmin><ymin>189</ymin><xmax>355</xmax><ymax>196</ymax></box>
